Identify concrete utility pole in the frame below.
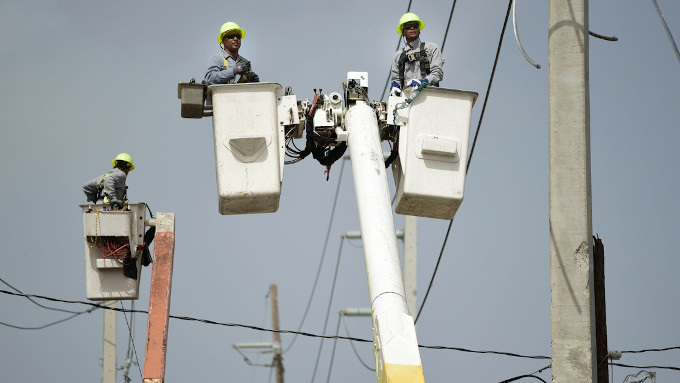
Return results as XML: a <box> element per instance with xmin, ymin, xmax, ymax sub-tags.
<box><xmin>548</xmin><ymin>1</ymin><xmax>597</xmax><ymax>382</ymax></box>
<box><xmin>402</xmin><ymin>216</ymin><xmax>417</xmax><ymax>318</ymax></box>
<box><xmin>346</xmin><ymin>101</ymin><xmax>424</xmax><ymax>382</ymax></box>
<box><xmin>142</xmin><ymin>213</ymin><xmax>176</xmax><ymax>383</ymax></box>
<box><xmin>102</xmin><ymin>300</ymin><xmax>117</xmax><ymax>383</ymax></box>
<box><xmin>269</xmin><ymin>284</ymin><xmax>285</xmax><ymax>383</ymax></box>
<box><xmin>344</xmin><ymin>214</ymin><xmax>418</xmax><ymax>318</ymax></box>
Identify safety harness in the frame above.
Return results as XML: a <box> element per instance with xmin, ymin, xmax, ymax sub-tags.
<box><xmin>397</xmin><ymin>42</ymin><xmax>431</xmax><ymax>88</ymax></box>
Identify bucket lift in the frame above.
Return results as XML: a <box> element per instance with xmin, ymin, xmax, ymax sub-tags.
<box><xmin>177</xmin><ymin>74</ymin><xmax>478</xmax><ymax>382</ymax></box>
<box><xmin>177</xmin><ymin>81</ymin><xmax>303</xmax><ymax>215</ymax></box>
<box><xmin>385</xmin><ymin>87</ymin><xmax>478</xmax><ymax>220</ymax></box>
<box><xmin>80</xmin><ymin>203</ymin><xmax>147</xmax><ymax>300</ymax></box>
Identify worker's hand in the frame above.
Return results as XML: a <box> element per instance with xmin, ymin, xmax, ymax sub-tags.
<box><xmin>409</xmin><ymin>78</ymin><xmax>428</xmax><ymax>89</ymax></box>
<box><xmin>249</xmin><ymin>72</ymin><xmax>260</xmax><ymax>82</ymax></box>
<box><xmin>389</xmin><ymin>80</ymin><xmax>402</xmax><ymax>97</ymax></box>
<box><xmin>232</xmin><ymin>61</ymin><xmax>251</xmax><ymax>75</ymax></box>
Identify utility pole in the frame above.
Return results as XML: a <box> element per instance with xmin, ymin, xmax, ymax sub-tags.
<box><xmin>346</xmin><ymin>101</ymin><xmax>424</xmax><ymax>382</ymax></box>
<box><xmin>102</xmin><ymin>300</ymin><xmax>117</xmax><ymax>383</ymax></box>
<box><xmin>548</xmin><ymin>1</ymin><xmax>597</xmax><ymax>382</ymax></box>
<box><xmin>270</xmin><ymin>284</ymin><xmax>285</xmax><ymax>383</ymax></box>
<box><xmin>402</xmin><ymin>216</ymin><xmax>417</xmax><ymax>318</ymax></box>
<box><xmin>142</xmin><ymin>213</ymin><xmax>176</xmax><ymax>383</ymax></box>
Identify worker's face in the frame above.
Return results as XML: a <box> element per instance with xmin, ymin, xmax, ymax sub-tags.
<box><xmin>402</xmin><ymin>22</ymin><xmax>420</xmax><ymax>42</ymax></box>
<box><xmin>222</xmin><ymin>30</ymin><xmax>242</xmax><ymax>54</ymax></box>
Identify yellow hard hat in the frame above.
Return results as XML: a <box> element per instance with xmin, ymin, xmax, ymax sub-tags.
<box><xmin>112</xmin><ymin>153</ymin><xmax>135</xmax><ymax>171</ymax></box>
<box><xmin>396</xmin><ymin>12</ymin><xmax>425</xmax><ymax>35</ymax></box>
<box><xmin>217</xmin><ymin>21</ymin><xmax>246</xmax><ymax>44</ymax></box>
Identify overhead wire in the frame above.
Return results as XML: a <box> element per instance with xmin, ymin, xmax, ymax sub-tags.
<box><xmin>120</xmin><ymin>300</ymin><xmax>142</xmax><ymax>381</ymax></box>
<box><xmin>6</xmin><ymin>288</ymin><xmax>680</xmax><ymax>373</ymax></box>
<box><xmin>416</xmin><ymin>0</ymin><xmax>515</xmax><ymax>324</ymax></box>
<box><xmin>380</xmin><ymin>0</ymin><xmax>415</xmax><ymax>101</ymax></box>
<box><xmin>649</xmin><ymin>0</ymin><xmax>680</xmax><ymax>64</ymax></box>
<box><xmin>1</xmin><ymin>288</ymin><xmax>565</xmax><ymax>362</ymax></box>
<box><xmin>0</xmin><ymin>277</ymin><xmax>99</xmax><ymax>329</ymax></box>
<box><xmin>309</xmin><ymin>238</ymin><xmax>345</xmax><ymax>383</ymax></box>
<box><xmin>283</xmin><ymin>159</ymin><xmax>346</xmax><ymax>354</ymax></box>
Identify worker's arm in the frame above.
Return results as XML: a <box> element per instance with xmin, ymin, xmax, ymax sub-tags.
<box><xmin>203</xmin><ymin>52</ymin><xmax>251</xmax><ymax>85</ymax></box>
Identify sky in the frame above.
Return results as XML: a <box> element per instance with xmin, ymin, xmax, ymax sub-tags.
<box><xmin>1</xmin><ymin>0</ymin><xmax>679</xmax><ymax>382</ymax></box>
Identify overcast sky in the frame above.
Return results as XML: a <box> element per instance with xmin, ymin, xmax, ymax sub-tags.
<box><xmin>1</xmin><ymin>0</ymin><xmax>679</xmax><ymax>382</ymax></box>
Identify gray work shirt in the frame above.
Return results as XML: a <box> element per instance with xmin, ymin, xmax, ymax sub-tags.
<box><xmin>83</xmin><ymin>168</ymin><xmax>128</xmax><ymax>206</ymax></box>
<box><xmin>390</xmin><ymin>38</ymin><xmax>443</xmax><ymax>87</ymax></box>
<box><xmin>203</xmin><ymin>49</ymin><xmax>250</xmax><ymax>85</ymax></box>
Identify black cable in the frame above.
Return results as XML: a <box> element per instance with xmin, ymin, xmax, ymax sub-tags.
<box><xmin>310</xmin><ymin>238</ymin><xmax>345</xmax><ymax>383</ymax></box>
<box><xmin>621</xmin><ymin>346</ymin><xmax>680</xmax><ymax>354</ymax></box>
<box><xmin>499</xmin><ymin>375</ymin><xmax>548</xmax><ymax>383</ymax></box>
<box><xmin>0</xmin><ymin>309</ymin><xmax>98</xmax><ymax>330</ymax></box>
<box><xmin>440</xmin><ymin>0</ymin><xmax>458</xmax><ymax>53</ymax></box>
<box><xmin>611</xmin><ymin>362</ymin><xmax>680</xmax><ymax>372</ymax></box>
<box><xmin>415</xmin><ymin>0</ymin><xmax>514</xmax><ymax>324</ymax></box>
<box><xmin>0</xmin><ymin>277</ymin><xmax>82</xmax><ymax>314</ymax></box>
<box><xmin>0</xmin><ymin>289</ymin><xmax>556</xmax><ymax>361</ymax></box>
<box><xmin>284</xmin><ymin>159</ymin><xmax>346</xmax><ymax>353</ymax></box>
<box><xmin>120</xmin><ymin>301</ymin><xmax>143</xmax><ymax>380</ymax></box>
<box><xmin>380</xmin><ymin>0</ymin><xmax>415</xmax><ymax>100</ymax></box>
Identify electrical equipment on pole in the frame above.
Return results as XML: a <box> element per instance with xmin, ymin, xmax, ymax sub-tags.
<box><xmin>178</xmin><ymin>72</ymin><xmax>477</xmax><ymax>382</ymax></box>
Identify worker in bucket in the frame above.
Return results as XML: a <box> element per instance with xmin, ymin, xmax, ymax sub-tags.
<box><xmin>83</xmin><ymin>153</ymin><xmax>134</xmax><ymax>211</ymax></box>
<box><xmin>389</xmin><ymin>12</ymin><xmax>443</xmax><ymax>96</ymax></box>
<box><xmin>204</xmin><ymin>21</ymin><xmax>260</xmax><ymax>85</ymax></box>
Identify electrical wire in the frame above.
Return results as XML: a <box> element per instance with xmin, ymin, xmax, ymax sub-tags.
<box><xmin>0</xmin><ymin>277</ymin><xmax>83</xmax><ymax>314</ymax></box>
<box><xmin>415</xmin><ymin>0</ymin><xmax>514</xmax><ymax>324</ymax></box>
<box><xmin>649</xmin><ymin>0</ymin><xmax>680</xmax><ymax>64</ymax></box>
<box><xmin>341</xmin><ymin>313</ymin><xmax>374</xmax><ymax>371</ymax></box>
<box><xmin>612</xmin><ymin>363</ymin><xmax>680</xmax><ymax>372</ymax></box>
<box><xmin>380</xmin><ymin>0</ymin><xmax>414</xmax><ymax>101</ymax></box>
<box><xmin>325</xmin><ymin>313</ymin><xmax>343</xmax><ymax>382</ymax></box>
<box><xmin>120</xmin><ymin>301</ymin><xmax>143</xmax><ymax>381</ymax></box>
<box><xmin>0</xmin><ymin>309</ymin><xmax>98</xmax><ymax>330</ymax></box>
<box><xmin>283</xmin><ymin>159</ymin><xmax>346</xmax><ymax>354</ymax></box>
<box><xmin>1</xmin><ymin>289</ymin><xmax>563</xmax><ymax>361</ymax></box>
<box><xmin>309</xmin><ymin>238</ymin><xmax>345</xmax><ymax>383</ymax></box>
<box><xmin>512</xmin><ymin>0</ymin><xmax>541</xmax><ymax>69</ymax></box>
<box><xmin>439</xmin><ymin>0</ymin><xmax>458</xmax><ymax>54</ymax></box>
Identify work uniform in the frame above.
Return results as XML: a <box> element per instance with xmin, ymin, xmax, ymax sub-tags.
<box><xmin>390</xmin><ymin>38</ymin><xmax>443</xmax><ymax>88</ymax></box>
<box><xmin>203</xmin><ymin>49</ymin><xmax>251</xmax><ymax>85</ymax></box>
<box><xmin>82</xmin><ymin>168</ymin><xmax>128</xmax><ymax>209</ymax></box>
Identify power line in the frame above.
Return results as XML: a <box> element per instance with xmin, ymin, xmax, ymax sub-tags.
<box><xmin>5</xmin><ymin>289</ymin><xmax>680</xmax><ymax>371</ymax></box>
<box><xmin>0</xmin><ymin>276</ymin><xmax>83</xmax><ymax>314</ymax></box>
<box><xmin>379</xmin><ymin>0</ymin><xmax>414</xmax><ymax>100</ymax></box>
<box><xmin>439</xmin><ymin>0</ymin><xmax>458</xmax><ymax>54</ymax></box>
<box><xmin>0</xmin><ymin>289</ymin><xmax>551</xmax><ymax>361</ymax></box>
<box><xmin>416</xmin><ymin>0</ymin><xmax>515</xmax><ymax>323</ymax></box>
<box><xmin>612</xmin><ymin>363</ymin><xmax>680</xmax><ymax>372</ymax></box>
<box><xmin>649</xmin><ymin>0</ymin><xmax>680</xmax><ymax>64</ymax></box>
<box><xmin>284</xmin><ymin>159</ymin><xmax>346</xmax><ymax>354</ymax></box>
<box><xmin>310</xmin><ymin>238</ymin><xmax>345</xmax><ymax>383</ymax></box>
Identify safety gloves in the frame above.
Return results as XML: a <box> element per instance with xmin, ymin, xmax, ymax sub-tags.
<box><xmin>389</xmin><ymin>80</ymin><xmax>402</xmax><ymax>96</ymax></box>
<box><xmin>409</xmin><ymin>78</ymin><xmax>428</xmax><ymax>89</ymax></box>
<box><xmin>232</xmin><ymin>60</ymin><xmax>251</xmax><ymax>75</ymax></box>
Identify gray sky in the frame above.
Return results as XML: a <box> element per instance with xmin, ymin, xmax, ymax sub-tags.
<box><xmin>1</xmin><ymin>0</ymin><xmax>679</xmax><ymax>382</ymax></box>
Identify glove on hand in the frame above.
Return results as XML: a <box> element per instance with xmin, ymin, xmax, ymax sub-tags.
<box><xmin>389</xmin><ymin>80</ymin><xmax>402</xmax><ymax>96</ymax></box>
<box><xmin>232</xmin><ymin>60</ymin><xmax>251</xmax><ymax>75</ymax></box>
<box><xmin>409</xmin><ymin>78</ymin><xmax>429</xmax><ymax>88</ymax></box>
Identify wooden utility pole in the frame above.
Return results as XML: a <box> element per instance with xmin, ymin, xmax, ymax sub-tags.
<box><xmin>142</xmin><ymin>213</ymin><xmax>176</xmax><ymax>383</ymax></box>
<box><xmin>594</xmin><ymin>236</ymin><xmax>608</xmax><ymax>383</ymax></box>
<box><xmin>548</xmin><ymin>0</ymin><xmax>597</xmax><ymax>382</ymax></box>
<box><xmin>270</xmin><ymin>284</ymin><xmax>285</xmax><ymax>383</ymax></box>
